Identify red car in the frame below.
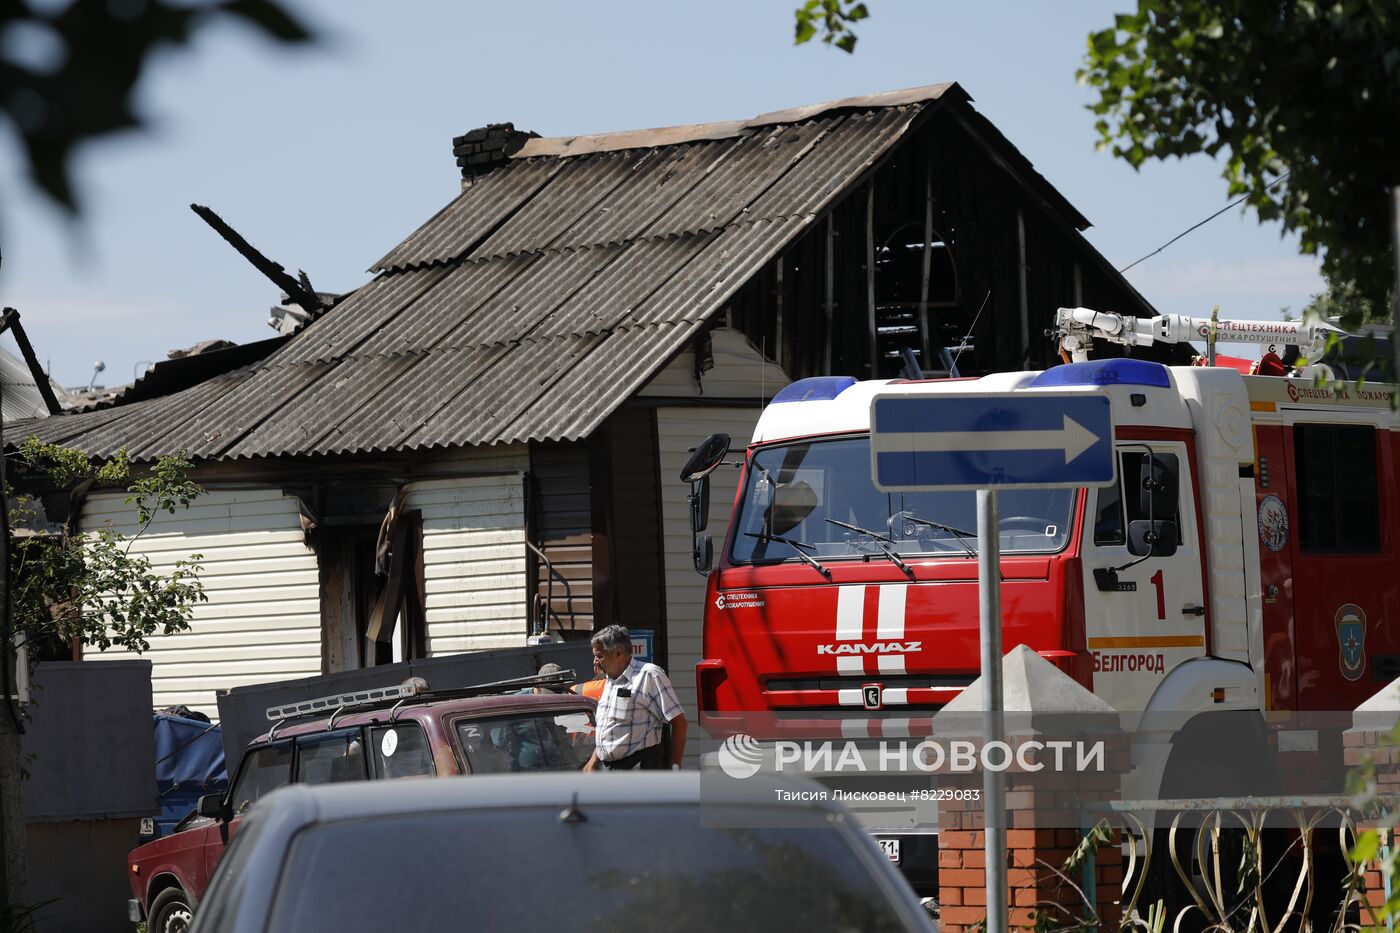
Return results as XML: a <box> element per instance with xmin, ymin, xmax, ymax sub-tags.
<box><xmin>127</xmin><ymin>674</ymin><xmax>596</xmax><ymax>933</ymax></box>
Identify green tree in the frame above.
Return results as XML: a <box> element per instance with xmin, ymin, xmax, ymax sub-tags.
<box><xmin>795</xmin><ymin>2</ymin><xmax>1400</xmax><ymax>332</ymax></box>
<box><xmin>2</xmin><ymin>0</ymin><xmax>313</xmax><ymax>215</ymax></box>
<box><xmin>1079</xmin><ymin>1</ymin><xmax>1400</xmax><ymax>330</ymax></box>
<box><xmin>1298</xmin><ymin>273</ymin><xmax>1392</xmax><ymax>326</ymax></box>
<box><xmin>8</xmin><ymin>438</ymin><xmax>206</xmax><ymax>658</ymax></box>
<box><xmin>793</xmin><ymin>0</ymin><xmax>869</xmax><ymax>53</ymax></box>
<box><xmin>0</xmin><ymin>440</ymin><xmax>206</xmax><ymax>926</ymax></box>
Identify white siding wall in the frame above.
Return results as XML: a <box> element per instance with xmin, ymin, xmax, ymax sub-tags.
<box><xmin>407</xmin><ymin>469</ymin><xmax>528</xmax><ymax>656</ymax></box>
<box><xmin>656</xmin><ymin>407</ymin><xmax>763</xmax><ymax>760</ymax></box>
<box><xmin>640</xmin><ymin>327</ymin><xmax>789</xmax><ymax>400</ymax></box>
<box><xmin>653</xmin><ymin>335</ymin><xmax>789</xmax><ymax>762</ymax></box>
<box><xmin>79</xmin><ymin>488</ymin><xmax>321</xmax><ymax>718</ymax></box>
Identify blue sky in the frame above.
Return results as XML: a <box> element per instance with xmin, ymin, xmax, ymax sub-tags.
<box><xmin>0</xmin><ymin>0</ymin><xmax>1324</xmax><ymax>390</ymax></box>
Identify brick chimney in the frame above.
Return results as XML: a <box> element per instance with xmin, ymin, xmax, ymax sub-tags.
<box><xmin>452</xmin><ymin>122</ymin><xmax>539</xmax><ymax>182</ymax></box>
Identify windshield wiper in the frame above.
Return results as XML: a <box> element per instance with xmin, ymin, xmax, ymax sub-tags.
<box><xmin>824</xmin><ymin>518</ymin><xmax>915</xmax><ymax>579</ymax></box>
<box><xmin>744</xmin><ymin>532</ymin><xmax>832</xmax><ymax>580</ymax></box>
<box><xmin>898</xmin><ymin>514</ymin><xmax>978</xmax><ymax>558</ymax></box>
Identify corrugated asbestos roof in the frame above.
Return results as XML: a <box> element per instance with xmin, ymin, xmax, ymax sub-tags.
<box><xmin>11</xmin><ymin>87</ymin><xmax>948</xmax><ymax>461</ymax></box>
<box><xmin>0</xmin><ymin>350</ymin><xmax>61</xmax><ymax>421</ymax></box>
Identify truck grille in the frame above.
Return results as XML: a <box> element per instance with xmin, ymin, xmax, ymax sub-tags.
<box><xmin>765</xmin><ymin>674</ymin><xmax>973</xmax><ymax>692</ymax></box>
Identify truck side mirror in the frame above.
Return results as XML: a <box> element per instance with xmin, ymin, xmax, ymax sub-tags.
<box><xmin>1128</xmin><ymin>520</ymin><xmax>1178</xmax><ymax>558</ymax></box>
<box><xmin>1138</xmin><ymin>455</ymin><xmax>1179</xmax><ymax>519</ymax></box>
<box><xmin>680</xmin><ymin>433</ymin><xmax>731</xmax><ymax>483</ymax></box>
<box><xmin>688</xmin><ymin>479</ymin><xmax>710</xmax><ymax>533</ymax></box>
<box><xmin>693</xmin><ymin>534</ymin><xmax>713</xmax><ymax>573</ymax></box>
<box><xmin>197</xmin><ymin>793</ymin><xmax>225</xmax><ymax>819</ymax></box>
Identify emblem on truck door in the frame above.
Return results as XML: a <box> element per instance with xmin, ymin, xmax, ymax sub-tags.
<box><xmin>1257</xmin><ymin>495</ymin><xmax>1289</xmax><ymax>553</ymax></box>
<box><xmin>1336</xmin><ymin>604</ymin><xmax>1367</xmax><ymax>682</ymax></box>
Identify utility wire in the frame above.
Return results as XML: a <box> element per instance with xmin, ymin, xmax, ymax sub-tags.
<box><xmin>1118</xmin><ymin>172</ymin><xmax>1293</xmax><ymax>274</ymax></box>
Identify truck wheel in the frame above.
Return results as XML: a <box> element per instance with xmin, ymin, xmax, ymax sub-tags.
<box><xmin>149</xmin><ymin>887</ymin><xmax>194</xmax><ymax>933</ymax></box>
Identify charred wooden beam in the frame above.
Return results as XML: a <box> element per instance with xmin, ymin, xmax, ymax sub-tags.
<box><xmin>865</xmin><ymin>184</ymin><xmax>877</xmax><ymax>378</ymax></box>
<box><xmin>1017</xmin><ymin>207</ymin><xmax>1029</xmax><ymax>362</ymax></box>
<box><xmin>824</xmin><ymin>214</ymin><xmax>834</xmax><ymax>374</ymax></box>
<box><xmin>190</xmin><ymin>204</ymin><xmax>324</xmax><ymax>314</ymax></box>
<box><xmin>0</xmin><ymin>308</ymin><xmax>61</xmax><ymax>416</ymax></box>
<box><xmin>919</xmin><ymin>153</ymin><xmax>935</xmax><ymax>365</ymax></box>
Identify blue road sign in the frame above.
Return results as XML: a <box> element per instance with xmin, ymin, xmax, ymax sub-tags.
<box><xmin>630</xmin><ymin>629</ymin><xmax>655</xmax><ymax>664</ymax></box>
<box><xmin>869</xmin><ymin>392</ymin><xmax>1115</xmax><ymax>491</ymax></box>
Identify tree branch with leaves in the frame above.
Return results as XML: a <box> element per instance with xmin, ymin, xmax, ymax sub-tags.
<box><xmin>1079</xmin><ymin>0</ymin><xmax>1400</xmax><ymax>330</ymax></box>
<box><xmin>8</xmin><ymin>438</ymin><xmax>206</xmax><ymax>661</ymax></box>
<box><xmin>793</xmin><ymin>0</ymin><xmax>869</xmax><ymax>53</ymax></box>
<box><xmin>2</xmin><ymin>0</ymin><xmax>314</xmax><ymax>216</ymax></box>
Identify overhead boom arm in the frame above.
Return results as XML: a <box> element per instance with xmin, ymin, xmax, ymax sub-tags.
<box><xmin>1054</xmin><ymin>307</ymin><xmax>1344</xmax><ymax>365</ymax></box>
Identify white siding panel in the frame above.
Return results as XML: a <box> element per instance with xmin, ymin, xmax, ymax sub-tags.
<box><xmin>640</xmin><ymin>328</ymin><xmax>790</xmax><ymax>399</ymax></box>
<box><xmin>78</xmin><ymin>488</ymin><xmax>321</xmax><ymax>718</ymax></box>
<box><xmin>657</xmin><ymin>407</ymin><xmax>770</xmax><ymax>764</ymax></box>
<box><xmin>406</xmin><ymin>474</ymin><xmax>528</xmax><ymax>657</ymax></box>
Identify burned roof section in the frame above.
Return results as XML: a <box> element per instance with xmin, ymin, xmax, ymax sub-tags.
<box><xmin>13</xmin><ymin>83</ymin><xmax>1149</xmax><ymax>462</ymax></box>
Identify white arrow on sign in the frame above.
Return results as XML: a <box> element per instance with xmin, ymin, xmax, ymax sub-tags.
<box><xmin>871</xmin><ymin>414</ymin><xmax>1101</xmax><ymax>464</ymax></box>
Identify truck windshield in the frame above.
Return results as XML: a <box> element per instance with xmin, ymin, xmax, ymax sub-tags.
<box><xmin>730</xmin><ymin>436</ymin><xmax>1075</xmax><ymax>563</ymax></box>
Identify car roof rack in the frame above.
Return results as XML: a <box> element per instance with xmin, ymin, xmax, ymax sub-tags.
<box><xmin>263</xmin><ymin>670</ymin><xmax>579</xmax><ymax>736</ymax></box>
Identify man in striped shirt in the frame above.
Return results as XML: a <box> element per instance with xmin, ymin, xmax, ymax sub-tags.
<box><xmin>583</xmin><ymin>625</ymin><xmax>688</xmax><ymax>771</ymax></box>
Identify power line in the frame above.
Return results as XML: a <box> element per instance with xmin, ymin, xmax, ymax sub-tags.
<box><xmin>1118</xmin><ymin>172</ymin><xmax>1293</xmax><ymax>274</ymax></box>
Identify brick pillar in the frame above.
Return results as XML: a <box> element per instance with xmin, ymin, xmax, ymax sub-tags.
<box><xmin>934</xmin><ymin>733</ymin><xmax>1127</xmax><ymax>932</ymax></box>
<box><xmin>927</xmin><ymin>646</ymin><xmax>1129</xmax><ymax>931</ymax></box>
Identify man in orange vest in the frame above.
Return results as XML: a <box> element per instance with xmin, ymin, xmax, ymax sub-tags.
<box><xmin>573</xmin><ymin>654</ymin><xmax>606</xmax><ymax>700</ymax></box>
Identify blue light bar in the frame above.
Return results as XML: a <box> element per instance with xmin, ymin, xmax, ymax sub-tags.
<box><xmin>771</xmin><ymin>376</ymin><xmax>858</xmax><ymax>403</ymax></box>
<box><xmin>1028</xmin><ymin>359</ymin><xmax>1170</xmax><ymax>389</ymax></box>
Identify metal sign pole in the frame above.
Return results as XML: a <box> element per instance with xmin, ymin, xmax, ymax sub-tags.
<box><xmin>977</xmin><ymin>487</ymin><xmax>1006</xmax><ymax>933</ymax></box>
<box><xmin>869</xmin><ymin>388</ymin><xmax>1113</xmax><ymax>933</ymax></box>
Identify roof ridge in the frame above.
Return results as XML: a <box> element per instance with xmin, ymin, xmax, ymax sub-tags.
<box><xmin>513</xmin><ymin>84</ymin><xmax>960</xmax><ymax>160</ymax></box>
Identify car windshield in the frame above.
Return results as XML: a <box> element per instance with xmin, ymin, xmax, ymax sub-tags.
<box><xmin>267</xmin><ymin>805</ymin><xmax>915</xmax><ymax>931</ymax></box>
<box><xmin>731</xmin><ymin>436</ymin><xmax>1076</xmax><ymax>563</ymax></box>
<box><xmin>456</xmin><ymin>710</ymin><xmax>596</xmax><ymax>773</ymax></box>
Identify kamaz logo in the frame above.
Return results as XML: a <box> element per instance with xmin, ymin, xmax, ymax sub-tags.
<box><xmin>816</xmin><ymin>641</ymin><xmax>922</xmax><ymax>655</ymax></box>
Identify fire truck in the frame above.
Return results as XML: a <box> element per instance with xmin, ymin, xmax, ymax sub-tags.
<box><xmin>684</xmin><ymin>308</ymin><xmax>1398</xmax><ymax>812</ymax></box>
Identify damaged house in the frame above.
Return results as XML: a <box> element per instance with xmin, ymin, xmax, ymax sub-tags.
<box><xmin>12</xmin><ymin>83</ymin><xmax>1159</xmax><ymax>721</ymax></box>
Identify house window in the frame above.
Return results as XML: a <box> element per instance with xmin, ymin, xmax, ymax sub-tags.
<box><xmin>1294</xmin><ymin>424</ymin><xmax>1380</xmax><ymax>552</ymax></box>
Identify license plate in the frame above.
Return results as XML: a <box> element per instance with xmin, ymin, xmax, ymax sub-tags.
<box><xmin>878</xmin><ymin>838</ymin><xmax>901</xmax><ymax>864</ymax></box>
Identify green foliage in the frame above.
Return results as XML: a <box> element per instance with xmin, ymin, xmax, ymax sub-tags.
<box><xmin>127</xmin><ymin>450</ymin><xmax>199</xmax><ymax>526</ymax></box>
<box><xmin>8</xmin><ymin>440</ymin><xmax>206</xmax><ymax>658</ymax></box>
<box><xmin>1065</xmin><ymin>818</ymin><xmax>1114</xmax><ymax>875</ymax></box>
<box><xmin>1079</xmin><ymin>1</ymin><xmax>1400</xmax><ymax>318</ymax></box>
<box><xmin>14</xmin><ymin>436</ymin><xmax>129</xmax><ymax>489</ymax></box>
<box><xmin>1299</xmin><ymin>273</ymin><xmax>1393</xmax><ymax>330</ymax></box>
<box><xmin>2</xmin><ymin>0</ymin><xmax>314</xmax><ymax>215</ymax></box>
<box><xmin>793</xmin><ymin>0</ymin><xmax>869</xmax><ymax>53</ymax></box>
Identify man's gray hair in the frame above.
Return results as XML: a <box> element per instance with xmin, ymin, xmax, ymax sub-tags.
<box><xmin>591</xmin><ymin>624</ymin><xmax>631</xmax><ymax>655</ymax></box>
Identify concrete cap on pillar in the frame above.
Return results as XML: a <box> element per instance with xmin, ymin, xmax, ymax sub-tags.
<box><xmin>1351</xmin><ymin>677</ymin><xmax>1400</xmax><ymax>735</ymax></box>
<box><xmin>933</xmin><ymin>644</ymin><xmax>1118</xmax><ymax>737</ymax></box>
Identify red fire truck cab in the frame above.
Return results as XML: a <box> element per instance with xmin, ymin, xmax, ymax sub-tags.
<box><xmin>691</xmin><ymin>353</ymin><xmax>1399</xmax><ymax>791</ymax></box>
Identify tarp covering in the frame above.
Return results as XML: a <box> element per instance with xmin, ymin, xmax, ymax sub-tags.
<box><xmin>152</xmin><ymin>713</ymin><xmax>228</xmax><ymax>838</ymax></box>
